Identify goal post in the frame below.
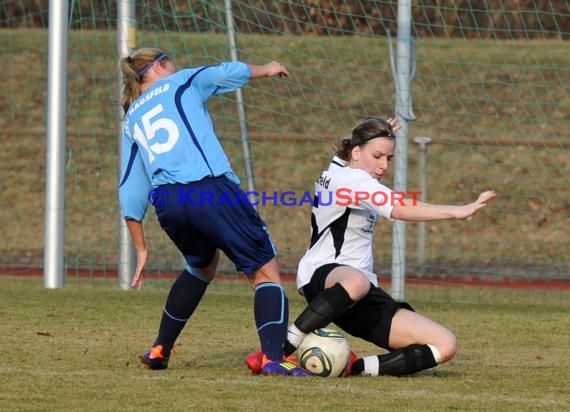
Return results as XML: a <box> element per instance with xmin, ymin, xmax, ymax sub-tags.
<box><xmin>391</xmin><ymin>0</ymin><xmax>414</xmax><ymax>300</ymax></box>
<box><xmin>43</xmin><ymin>0</ymin><xmax>69</xmax><ymax>289</ymax></box>
<box><xmin>116</xmin><ymin>0</ymin><xmax>136</xmax><ymax>290</ymax></box>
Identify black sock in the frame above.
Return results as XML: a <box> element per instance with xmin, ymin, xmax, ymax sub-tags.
<box><xmin>284</xmin><ymin>283</ymin><xmax>354</xmax><ymax>356</ymax></box>
<box><xmin>351</xmin><ymin>344</ymin><xmax>437</xmax><ymax>376</ymax></box>
<box><xmin>153</xmin><ymin>268</ymin><xmax>209</xmax><ymax>356</ymax></box>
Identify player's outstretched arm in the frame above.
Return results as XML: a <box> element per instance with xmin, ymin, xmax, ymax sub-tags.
<box><xmin>248</xmin><ymin>61</ymin><xmax>290</xmax><ymax>79</ymax></box>
<box><xmin>391</xmin><ymin>190</ymin><xmax>496</xmax><ymax>222</ymax></box>
<box><xmin>126</xmin><ymin>219</ymin><xmax>148</xmax><ymax>290</ymax></box>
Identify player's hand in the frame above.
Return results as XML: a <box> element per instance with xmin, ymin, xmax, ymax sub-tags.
<box><xmin>386</xmin><ymin>116</ymin><xmax>403</xmax><ymax>134</ymax></box>
<box><xmin>131</xmin><ymin>247</ymin><xmax>148</xmax><ymax>290</ymax></box>
<box><xmin>265</xmin><ymin>61</ymin><xmax>290</xmax><ymax>78</ymax></box>
<box><xmin>456</xmin><ymin>190</ymin><xmax>496</xmax><ymax>219</ymax></box>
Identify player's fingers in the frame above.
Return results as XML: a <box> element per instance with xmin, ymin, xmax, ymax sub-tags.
<box><xmin>479</xmin><ymin>191</ymin><xmax>496</xmax><ymax>203</ymax></box>
<box><xmin>388</xmin><ymin>118</ymin><xmax>403</xmax><ymax>134</ymax></box>
<box><xmin>131</xmin><ymin>270</ymin><xmax>143</xmax><ymax>288</ymax></box>
<box><xmin>279</xmin><ymin>67</ymin><xmax>290</xmax><ymax>78</ymax></box>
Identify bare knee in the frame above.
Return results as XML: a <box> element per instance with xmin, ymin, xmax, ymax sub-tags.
<box><xmin>389</xmin><ymin>309</ymin><xmax>457</xmax><ymax>363</ymax></box>
<box><xmin>343</xmin><ymin>273</ymin><xmax>371</xmax><ymax>300</ymax></box>
<box><xmin>193</xmin><ymin>250</ymin><xmax>219</xmax><ymax>282</ymax></box>
<box><xmin>434</xmin><ymin>330</ymin><xmax>457</xmax><ymax>363</ymax></box>
<box><xmin>325</xmin><ymin>267</ymin><xmax>370</xmax><ymax>301</ymax></box>
<box><xmin>194</xmin><ymin>269</ymin><xmax>216</xmax><ymax>282</ymax></box>
<box><xmin>250</xmin><ymin>258</ymin><xmax>282</xmax><ymax>289</ymax></box>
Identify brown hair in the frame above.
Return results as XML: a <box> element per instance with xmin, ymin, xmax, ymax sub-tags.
<box><xmin>119</xmin><ymin>47</ymin><xmax>169</xmax><ymax>114</ymax></box>
<box><xmin>333</xmin><ymin>117</ymin><xmax>396</xmax><ymax>161</ymax></box>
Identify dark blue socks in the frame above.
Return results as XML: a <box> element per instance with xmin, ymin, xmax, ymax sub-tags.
<box><xmin>153</xmin><ymin>268</ymin><xmax>209</xmax><ymax>357</ymax></box>
<box><xmin>254</xmin><ymin>282</ymin><xmax>289</xmax><ymax>361</ymax></box>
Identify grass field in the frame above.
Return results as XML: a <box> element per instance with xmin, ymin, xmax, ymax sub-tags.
<box><xmin>1</xmin><ymin>276</ymin><xmax>569</xmax><ymax>411</ymax></box>
<box><xmin>1</xmin><ymin>30</ymin><xmax>568</xmax><ymax>282</ymax></box>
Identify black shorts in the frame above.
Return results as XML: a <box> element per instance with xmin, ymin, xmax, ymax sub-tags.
<box><xmin>301</xmin><ymin>263</ymin><xmax>414</xmax><ymax>350</ymax></box>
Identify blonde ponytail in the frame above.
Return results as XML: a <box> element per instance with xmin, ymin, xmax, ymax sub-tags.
<box><xmin>119</xmin><ymin>48</ymin><xmax>167</xmax><ymax>114</ymax></box>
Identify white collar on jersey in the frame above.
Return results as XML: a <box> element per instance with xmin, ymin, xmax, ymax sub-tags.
<box><xmin>330</xmin><ymin>156</ymin><xmax>348</xmax><ymax>168</ymax></box>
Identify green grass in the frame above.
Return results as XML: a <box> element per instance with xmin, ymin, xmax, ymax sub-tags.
<box><xmin>0</xmin><ymin>276</ymin><xmax>568</xmax><ymax>411</ymax></box>
<box><xmin>1</xmin><ymin>29</ymin><xmax>568</xmax><ymax>281</ymax></box>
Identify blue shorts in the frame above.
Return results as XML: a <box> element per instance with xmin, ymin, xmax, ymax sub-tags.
<box><xmin>153</xmin><ymin>176</ymin><xmax>276</xmax><ymax>276</ymax></box>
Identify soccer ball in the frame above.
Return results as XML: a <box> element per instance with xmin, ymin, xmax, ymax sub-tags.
<box><xmin>296</xmin><ymin>328</ymin><xmax>351</xmax><ymax>377</ymax></box>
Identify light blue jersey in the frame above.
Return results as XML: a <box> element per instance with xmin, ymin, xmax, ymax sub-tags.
<box><xmin>119</xmin><ymin>62</ymin><xmax>251</xmax><ymax>221</ymax></box>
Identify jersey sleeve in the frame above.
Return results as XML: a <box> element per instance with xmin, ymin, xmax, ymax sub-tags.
<box><xmin>337</xmin><ymin>173</ymin><xmax>395</xmax><ymax>220</ymax></box>
<box><xmin>118</xmin><ymin>128</ymin><xmax>152</xmax><ymax>222</ymax></box>
<box><xmin>194</xmin><ymin>62</ymin><xmax>251</xmax><ymax>101</ymax></box>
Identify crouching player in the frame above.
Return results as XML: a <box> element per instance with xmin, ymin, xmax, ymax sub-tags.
<box><xmin>246</xmin><ymin>117</ymin><xmax>495</xmax><ymax>376</ymax></box>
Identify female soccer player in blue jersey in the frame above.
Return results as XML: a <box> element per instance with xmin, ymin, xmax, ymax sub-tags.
<box><xmin>246</xmin><ymin>117</ymin><xmax>495</xmax><ymax>377</ymax></box>
<box><xmin>118</xmin><ymin>48</ymin><xmax>306</xmax><ymax>376</ymax></box>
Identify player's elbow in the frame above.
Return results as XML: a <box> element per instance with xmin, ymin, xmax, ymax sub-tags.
<box><xmin>390</xmin><ymin>204</ymin><xmax>413</xmax><ymax>221</ymax></box>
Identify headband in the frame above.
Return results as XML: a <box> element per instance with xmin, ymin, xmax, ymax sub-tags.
<box><xmin>137</xmin><ymin>52</ymin><xmax>167</xmax><ymax>79</ymax></box>
<box><xmin>349</xmin><ymin>129</ymin><xmax>395</xmax><ymax>149</ymax></box>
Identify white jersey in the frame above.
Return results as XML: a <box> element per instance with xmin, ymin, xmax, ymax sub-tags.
<box><xmin>297</xmin><ymin>156</ymin><xmax>395</xmax><ymax>291</ymax></box>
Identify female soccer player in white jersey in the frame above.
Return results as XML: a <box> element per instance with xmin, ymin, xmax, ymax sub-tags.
<box><xmin>118</xmin><ymin>48</ymin><xmax>306</xmax><ymax>376</ymax></box>
<box><xmin>249</xmin><ymin>117</ymin><xmax>495</xmax><ymax>376</ymax></box>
